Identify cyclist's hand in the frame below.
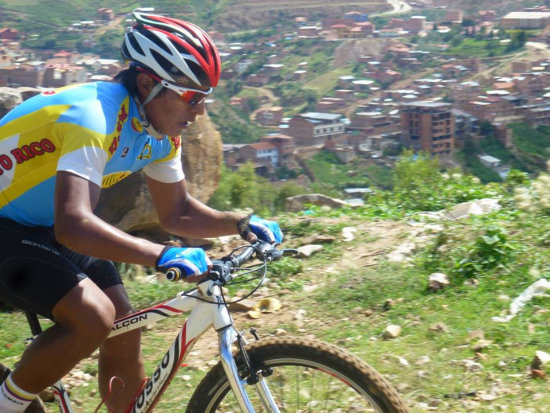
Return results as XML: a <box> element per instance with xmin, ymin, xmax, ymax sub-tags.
<box><xmin>238</xmin><ymin>215</ymin><xmax>283</xmax><ymax>244</ymax></box>
<box><xmin>156</xmin><ymin>247</ymin><xmax>211</xmax><ymax>282</ymax></box>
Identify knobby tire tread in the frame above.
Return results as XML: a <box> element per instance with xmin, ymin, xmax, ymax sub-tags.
<box><xmin>186</xmin><ymin>336</ymin><xmax>409</xmax><ymax>413</ymax></box>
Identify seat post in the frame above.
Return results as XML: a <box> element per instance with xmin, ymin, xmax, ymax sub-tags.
<box><xmin>25</xmin><ymin>312</ymin><xmax>43</xmax><ymax>336</ymax></box>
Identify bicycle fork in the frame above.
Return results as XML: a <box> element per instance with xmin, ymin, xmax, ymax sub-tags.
<box><xmin>218</xmin><ymin>327</ymin><xmax>280</xmax><ymax>413</ymax></box>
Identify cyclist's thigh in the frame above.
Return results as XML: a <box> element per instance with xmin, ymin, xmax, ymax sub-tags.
<box><xmin>57</xmin><ymin>244</ymin><xmax>123</xmax><ymax>291</ymax></box>
<box><xmin>0</xmin><ymin>219</ymin><xmax>87</xmax><ymax>319</ymax></box>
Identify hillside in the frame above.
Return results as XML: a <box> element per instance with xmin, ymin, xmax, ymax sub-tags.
<box><xmin>2</xmin><ymin>158</ymin><xmax>550</xmax><ymax>411</ymax></box>
<box><xmin>0</xmin><ymin>0</ymin><xmax>536</xmax><ymax>33</ymax></box>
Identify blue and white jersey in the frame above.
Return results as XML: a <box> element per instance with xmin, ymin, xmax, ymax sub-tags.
<box><xmin>0</xmin><ymin>81</ymin><xmax>184</xmax><ymax>226</ymax></box>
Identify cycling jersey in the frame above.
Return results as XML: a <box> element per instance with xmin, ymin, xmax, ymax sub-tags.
<box><xmin>0</xmin><ymin>82</ymin><xmax>184</xmax><ymax>227</ymax></box>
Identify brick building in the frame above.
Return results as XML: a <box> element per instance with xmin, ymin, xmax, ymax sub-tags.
<box><xmin>400</xmin><ymin>101</ymin><xmax>455</xmax><ymax>156</ymax></box>
<box><xmin>287</xmin><ymin>112</ymin><xmax>346</xmax><ymax>146</ymax></box>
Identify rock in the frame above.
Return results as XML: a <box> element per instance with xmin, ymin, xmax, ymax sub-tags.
<box><xmin>285</xmin><ymin>194</ymin><xmax>353</xmax><ymax>212</ymax></box>
<box><xmin>444</xmin><ymin>198</ymin><xmax>500</xmax><ymax>220</ymax></box>
<box><xmin>387</xmin><ymin>242</ymin><xmax>416</xmax><ymax>263</ymax></box>
<box><xmin>341</xmin><ymin>227</ymin><xmax>357</xmax><ymax>241</ymax></box>
<box><xmin>467</xmin><ymin>329</ymin><xmax>485</xmax><ymax>341</ymax></box>
<box><xmin>296</xmin><ymin>244</ymin><xmax>324</xmax><ymax>257</ymax></box>
<box><xmin>471</xmin><ymin>339</ymin><xmax>493</xmax><ymax>352</ymax></box>
<box><xmin>429</xmin><ymin>323</ymin><xmax>449</xmax><ymax>333</ymax></box>
<box><xmin>228</xmin><ymin>298</ymin><xmax>256</xmax><ymax>312</ymax></box>
<box><xmin>384</xmin><ymin>324</ymin><xmax>402</xmax><ymax>339</ymax></box>
<box><xmin>415</xmin><ymin>356</ymin><xmax>430</xmax><ymax>365</ymax></box>
<box><xmin>428</xmin><ymin>272</ymin><xmax>450</xmax><ymax>291</ymax></box>
<box><xmin>531</xmin><ymin>350</ymin><xmax>550</xmax><ymax>370</ymax></box>
<box><xmin>462</xmin><ymin>359</ymin><xmax>483</xmax><ymax>371</ymax></box>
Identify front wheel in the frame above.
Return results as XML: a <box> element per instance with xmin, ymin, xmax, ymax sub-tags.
<box><xmin>186</xmin><ymin>336</ymin><xmax>409</xmax><ymax>412</ymax></box>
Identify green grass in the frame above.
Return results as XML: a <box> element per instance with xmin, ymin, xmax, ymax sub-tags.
<box><xmin>2</xmin><ymin>209</ymin><xmax>550</xmax><ymax>411</ymax></box>
<box><xmin>305</xmin><ymin>151</ymin><xmax>371</xmax><ymax>190</ymax></box>
<box><xmin>445</xmin><ymin>39</ymin><xmax>510</xmax><ymax>58</ymax></box>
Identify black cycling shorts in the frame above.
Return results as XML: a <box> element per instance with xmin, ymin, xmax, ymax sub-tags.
<box><xmin>0</xmin><ymin>218</ymin><xmax>123</xmax><ymax>320</ymax></box>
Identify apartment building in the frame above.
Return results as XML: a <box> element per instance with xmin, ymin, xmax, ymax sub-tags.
<box><xmin>400</xmin><ymin>101</ymin><xmax>455</xmax><ymax>156</ymax></box>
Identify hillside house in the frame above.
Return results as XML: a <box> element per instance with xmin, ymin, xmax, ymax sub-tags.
<box><xmin>385</xmin><ymin>16</ymin><xmax>426</xmax><ymax>34</ymax></box>
<box><xmin>316</xmin><ymin>97</ymin><xmax>346</xmax><ymax>111</ymax></box>
<box><xmin>0</xmin><ymin>28</ymin><xmax>19</xmax><ymax>41</ymax></box>
<box><xmin>450</xmin><ymin>81</ymin><xmax>481</xmax><ymax>103</ymax></box>
<box><xmin>245</xmin><ymin>73</ymin><xmax>270</xmax><ymax>87</ymax></box>
<box><xmin>238</xmin><ymin>142</ymin><xmax>279</xmax><ymax>176</ymax></box>
<box><xmin>524</xmin><ymin>104</ymin><xmax>550</xmax><ymax>127</ymax></box>
<box><xmin>287</xmin><ymin>112</ymin><xmax>346</xmax><ymax>146</ymax></box>
<box><xmin>42</xmin><ymin>64</ymin><xmax>87</xmax><ymax>87</ymax></box>
<box><xmin>0</xmin><ymin>64</ymin><xmax>43</xmax><ymax>87</ymax></box>
<box><xmin>255</xmin><ymin>107</ymin><xmax>284</xmax><ymax>126</ymax></box>
<box><xmin>260</xmin><ymin>134</ymin><xmax>297</xmax><ymax>168</ymax></box>
<box><xmin>338</xmin><ymin>75</ymin><xmax>355</xmax><ymax>88</ymax></box>
<box><xmin>452</xmin><ymin>108</ymin><xmax>479</xmax><ymax>148</ymax></box>
<box><xmin>501</xmin><ymin>12</ymin><xmax>550</xmax><ymax>29</ymax></box>
<box><xmin>442</xmin><ymin>10</ymin><xmax>463</xmax><ymax>24</ymax></box>
<box><xmin>514</xmin><ymin>72</ymin><xmax>550</xmax><ymax>96</ymax></box>
<box><xmin>297</xmin><ymin>26</ymin><xmax>321</xmax><ymax>37</ymax></box>
<box><xmin>349</xmin><ymin>111</ymin><xmax>400</xmax><ymax>135</ymax></box>
<box><xmin>97</xmin><ymin>8</ymin><xmax>115</xmax><ymax>20</ymax></box>
<box><xmin>459</xmin><ymin>96</ymin><xmax>518</xmax><ymax>122</ymax></box>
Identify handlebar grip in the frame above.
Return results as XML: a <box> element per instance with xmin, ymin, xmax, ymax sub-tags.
<box><xmin>166</xmin><ymin>267</ymin><xmax>182</xmax><ymax>281</ymax></box>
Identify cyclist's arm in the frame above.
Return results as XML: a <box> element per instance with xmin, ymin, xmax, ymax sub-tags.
<box><xmin>54</xmin><ymin>171</ymin><xmax>164</xmax><ymax>267</ymax></box>
<box><xmin>146</xmin><ymin>176</ymin><xmax>247</xmax><ymax>239</ymax></box>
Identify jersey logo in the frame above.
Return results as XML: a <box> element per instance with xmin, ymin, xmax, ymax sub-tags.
<box><xmin>108</xmin><ymin>103</ymin><xmax>129</xmax><ymax>155</ymax></box>
<box><xmin>137</xmin><ymin>140</ymin><xmax>152</xmax><ymax>160</ymax></box>
<box><xmin>131</xmin><ymin>117</ymin><xmax>143</xmax><ymax>133</ymax></box>
<box><xmin>102</xmin><ymin>171</ymin><xmax>131</xmax><ymax>188</ymax></box>
<box><xmin>170</xmin><ymin>136</ymin><xmax>181</xmax><ymax>151</ymax></box>
<box><xmin>0</xmin><ymin>137</ymin><xmax>56</xmax><ymax>177</ymax></box>
<box><xmin>121</xmin><ymin>147</ymin><xmax>130</xmax><ymax>158</ymax></box>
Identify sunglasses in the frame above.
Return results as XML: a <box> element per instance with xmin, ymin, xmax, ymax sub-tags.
<box><xmin>160</xmin><ymin>79</ymin><xmax>213</xmax><ymax>106</ymax></box>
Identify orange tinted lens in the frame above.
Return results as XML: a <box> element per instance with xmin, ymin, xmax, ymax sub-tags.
<box><xmin>180</xmin><ymin>90</ymin><xmax>206</xmax><ymax>106</ymax></box>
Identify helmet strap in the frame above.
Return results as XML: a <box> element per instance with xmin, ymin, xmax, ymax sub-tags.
<box><xmin>133</xmin><ymin>89</ymin><xmax>166</xmax><ymax>140</ymax></box>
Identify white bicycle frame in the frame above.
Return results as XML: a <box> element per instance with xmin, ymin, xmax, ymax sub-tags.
<box><xmin>50</xmin><ymin>278</ymin><xmax>280</xmax><ymax>413</ymax></box>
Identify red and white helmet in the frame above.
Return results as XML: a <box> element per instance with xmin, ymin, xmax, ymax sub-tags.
<box><xmin>122</xmin><ymin>12</ymin><xmax>221</xmax><ymax>88</ymax></box>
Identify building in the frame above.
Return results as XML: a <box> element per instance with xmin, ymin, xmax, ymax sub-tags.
<box><xmin>400</xmin><ymin>101</ymin><xmax>455</xmax><ymax>156</ymax></box>
<box><xmin>287</xmin><ymin>112</ymin><xmax>346</xmax><ymax>146</ymax></box>
<box><xmin>238</xmin><ymin>142</ymin><xmax>279</xmax><ymax>176</ymax></box>
<box><xmin>255</xmin><ymin>107</ymin><xmax>284</xmax><ymax>126</ymax></box>
<box><xmin>0</xmin><ymin>28</ymin><xmax>19</xmax><ymax>41</ymax></box>
<box><xmin>260</xmin><ymin>134</ymin><xmax>297</xmax><ymax>168</ymax></box>
<box><xmin>501</xmin><ymin>12</ymin><xmax>550</xmax><ymax>29</ymax></box>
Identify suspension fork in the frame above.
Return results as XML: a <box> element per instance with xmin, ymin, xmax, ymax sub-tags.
<box><xmin>218</xmin><ymin>327</ymin><xmax>280</xmax><ymax>413</ymax></box>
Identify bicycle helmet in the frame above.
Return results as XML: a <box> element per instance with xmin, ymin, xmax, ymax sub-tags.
<box><xmin>122</xmin><ymin>11</ymin><xmax>221</xmax><ymax>89</ymax></box>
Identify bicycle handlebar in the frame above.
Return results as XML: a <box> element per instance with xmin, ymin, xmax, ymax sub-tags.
<box><xmin>165</xmin><ymin>241</ymin><xmax>297</xmax><ymax>284</ymax></box>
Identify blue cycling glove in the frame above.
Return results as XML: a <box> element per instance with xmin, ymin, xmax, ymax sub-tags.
<box><xmin>238</xmin><ymin>215</ymin><xmax>283</xmax><ymax>244</ymax></box>
<box><xmin>156</xmin><ymin>246</ymin><xmax>211</xmax><ymax>278</ymax></box>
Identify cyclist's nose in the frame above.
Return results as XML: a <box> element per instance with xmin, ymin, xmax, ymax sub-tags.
<box><xmin>190</xmin><ymin>101</ymin><xmax>206</xmax><ymax>115</ymax></box>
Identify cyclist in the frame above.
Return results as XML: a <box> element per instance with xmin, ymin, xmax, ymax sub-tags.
<box><xmin>0</xmin><ymin>12</ymin><xmax>282</xmax><ymax>413</ymax></box>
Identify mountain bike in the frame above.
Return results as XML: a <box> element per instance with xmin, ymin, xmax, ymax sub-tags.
<box><xmin>17</xmin><ymin>240</ymin><xmax>409</xmax><ymax>412</ymax></box>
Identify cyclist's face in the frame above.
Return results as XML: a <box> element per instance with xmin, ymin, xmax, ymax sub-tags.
<box><xmin>138</xmin><ymin>73</ymin><xmax>207</xmax><ymax>138</ymax></box>
<box><xmin>147</xmin><ymin>88</ymin><xmax>206</xmax><ymax>138</ymax></box>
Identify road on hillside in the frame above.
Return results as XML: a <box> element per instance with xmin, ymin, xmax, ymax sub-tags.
<box><xmin>374</xmin><ymin>0</ymin><xmax>411</xmax><ymax>16</ymax></box>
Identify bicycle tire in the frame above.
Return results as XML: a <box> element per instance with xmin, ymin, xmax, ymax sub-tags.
<box><xmin>186</xmin><ymin>336</ymin><xmax>409</xmax><ymax>413</ymax></box>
